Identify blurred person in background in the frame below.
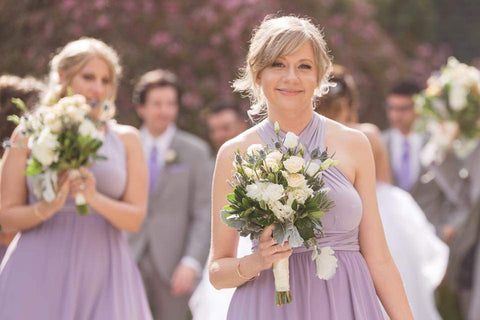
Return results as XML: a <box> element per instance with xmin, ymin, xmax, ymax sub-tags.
<box><xmin>382</xmin><ymin>81</ymin><xmax>426</xmax><ymax>192</ymax></box>
<box><xmin>317</xmin><ymin>65</ymin><xmax>448</xmax><ymax>320</ymax></box>
<box><xmin>0</xmin><ymin>38</ymin><xmax>152</xmax><ymax>320</ymax></box>
<box><xmin>205</xmin><ymin>103</ymin><xmax>249</xmax><ymax>153</ymax></box>
<box><xmin>130</xmin><ymin>69</ymin><xmax>212</xmax><ymax>320</ymax></box>
<box><xmin>0</xmin><ymin>74</ymin><xmax>44</xmax><ymax>263</ymax></box>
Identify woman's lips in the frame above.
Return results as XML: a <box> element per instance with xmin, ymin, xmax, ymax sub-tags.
<box><xmin>276</xmin><ymin>88</ymin><xmax>303</xmax><ymax>96</ymax></box>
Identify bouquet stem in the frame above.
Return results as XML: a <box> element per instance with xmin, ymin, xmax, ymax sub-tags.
<box><xmin>75</xmin><ymin>193</ymin><xmax>89</xmax><ymax>215</ymax></box>
<box><xmin>273</xmin><ymin>257</ymin><xmax>291</xmax><ymax>306</ymax></box>
<box><xmin>70</xmin><ymin>169</ymin><xmax>90</xmax><ymax>215</ymax></box>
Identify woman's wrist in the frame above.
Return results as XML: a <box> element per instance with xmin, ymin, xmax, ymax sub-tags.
<box><xmin>34</xmin><ymin>201</ymin><xmax>51</xmax><ymax>221</ymax></box>
<box><xmin>239</xmin><ymin>254</ymin><xmax>263</xmax><ymax>279</ymax></box>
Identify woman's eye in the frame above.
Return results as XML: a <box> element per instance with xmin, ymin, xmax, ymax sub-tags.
<box><xmin>82</xmin><ymin>74</ymin><xmax>94</xmax><ymax>81</ymax></box>
<box><xmin>271</xmin><ymin>62</ymin><xmax>284</xmax><ymax>68</ymax></box>
<box><xmin>299</xmin><ymin>64</ymin><xmax>312</xmax><ymax>70</ymax></box>
<box><xmin>102</xmin><ymin>78</ymin><xmax>111</xmax><ymax>85</ymax></box>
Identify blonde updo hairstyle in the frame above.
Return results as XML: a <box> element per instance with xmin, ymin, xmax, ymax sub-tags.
<box><xmin>233</xmin><ymin>15</ymin><xmax>333</xmax><ymax>121</ymax></box>
<box><xmin>43</xmin><ymin>38</ymin><xmax>122</xmax><ymax>119</ymax></box>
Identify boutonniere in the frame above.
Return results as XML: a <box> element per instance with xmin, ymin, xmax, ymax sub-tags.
<box><xmin>165</xmin><ymin>149</ymin><xmax>179</xmax><ymax>165</ymax></box>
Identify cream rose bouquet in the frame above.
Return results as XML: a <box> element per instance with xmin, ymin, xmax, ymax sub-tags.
<box><xmin>8</xmin><ymin>94</ymin><xmax>106</xmax><ymax>215</ymax></box>
<box><xmin>415</xmin><ymin>57</ymin><xmax>480</xmax><ymax>165</ymax></box>
<box><xmin>221</xmin><ymin>122</ymin><xmax>338</xmax><ymax>306</ymax></box>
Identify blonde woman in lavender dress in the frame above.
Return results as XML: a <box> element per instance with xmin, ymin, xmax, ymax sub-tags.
<box><xmin>209</xmin><ymin>16</ymin><xmax>414</xmax><ymax>319</ymax></box>
<box><xmin>0</xmin><ymin>38</ymin><xmax>152</xmax><ymax>320</ymax></box>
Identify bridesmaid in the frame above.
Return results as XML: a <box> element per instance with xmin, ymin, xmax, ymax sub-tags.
<box><xmin>209</xmin><ymin>16</ymin><xmax>413</xmax><ymax>319</ymax></box>
<box><xmin>0</xmin><ymin>38</ymin><xmax>153</xmax><ymax>320</ymax></box>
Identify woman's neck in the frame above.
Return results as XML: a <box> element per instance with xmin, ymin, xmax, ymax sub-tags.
<box><xmin>267</xmin><ymin>105</ymin><xmax>314</xmax><ymax>136</ymax></box>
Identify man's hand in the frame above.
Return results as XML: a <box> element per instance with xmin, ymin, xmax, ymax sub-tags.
<box><xmin>170</xmin><ymin>263</ymin><xmax>197</xmax><ymax>297</ymax></box>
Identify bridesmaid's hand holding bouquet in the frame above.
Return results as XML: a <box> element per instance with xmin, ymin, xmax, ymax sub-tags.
<box><xmin>7</xmin><ymin>94</ymin><xmax>107</xmax><ymax>215</ymax></box>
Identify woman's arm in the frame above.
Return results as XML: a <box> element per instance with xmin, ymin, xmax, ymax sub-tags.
<box><xmin>70</xmin><ymin>125</ymin><xmax>148</xmax><ymax>233</ymax></box>
<box><xmin>208</xmin><ymin>140</ymin><xmax>291</xmax><ymax>290</ymax></box>
<box><xmin>353</xmin><ymin>131</ymin><xmax>414</xmax><ymax>320</ymax></box>
<box><xmin>0</xmin><ymin>128</ymin><xmax>70</xmax><ymax>231</ymax></box>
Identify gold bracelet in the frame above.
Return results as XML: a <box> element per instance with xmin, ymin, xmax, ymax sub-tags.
<box><xmin>33</xmin><ymin>203</ymin><xmax>46</xmax><ymax>221</ymax></box>
<box><xmin>236</xmin><ymin>259</ymin><xmax>258</xmax><ymax>281</ymax></box>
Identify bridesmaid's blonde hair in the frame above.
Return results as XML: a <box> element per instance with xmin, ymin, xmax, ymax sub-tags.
<box><xmin>43</xmin><ymin>38</ymin><xmax>122</xmax><ymax>119</ymax></box>
<box><xmin>233</xmin><ymin>15</ymin><xmax>333</xmax><ymax>121</ymax></box>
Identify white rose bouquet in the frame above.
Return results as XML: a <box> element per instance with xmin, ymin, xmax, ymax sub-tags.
<box><xmin>8</xmin><ymin>94</ymin><xmax>106</xmax><ymax>215</ymax></box>
<box><xmin>415</xmin><ymin>57</ymin><xmax>480</xmax><ymax>165</ymax></box>
<box><xmin>221</xmin><ymin>122</ymin><xmax>338</xmax><ymax>306</ymax></box>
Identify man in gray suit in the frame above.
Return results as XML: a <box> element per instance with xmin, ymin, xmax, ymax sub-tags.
<box><xmin>129</xmin><ymin>69</ymin><xmax>212</xmax><ymax>320</ymax></box>
<box><xmin>382</xmin><ymin>80</ymin><xmax>426</xmax><ymax>191</ymax></box>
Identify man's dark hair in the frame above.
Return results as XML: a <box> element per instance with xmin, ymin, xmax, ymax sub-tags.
<box><xmin>133</xmin><ymin>69</ymin><xmax>182</xmax><ymax>105</ymax></box>
<box><xmin>208</xmin><ymin>102</ymin><xmax>245</xmax><ymax>120</ymax></box>
<box><xmin>389</xmin><ymin>80</ymin><xmax>422</xmax><ymax>96</ymax></box>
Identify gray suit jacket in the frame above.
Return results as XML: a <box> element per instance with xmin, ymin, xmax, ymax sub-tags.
<box><xmin>129</xmin><ymin>129</ymin><xmax>213</xmax><ymax>283</ymax></box>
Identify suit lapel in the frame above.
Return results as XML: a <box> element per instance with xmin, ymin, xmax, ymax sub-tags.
<box><xmin>150</xmin><ymin>133</ymin><xmax>181</xmax><ymax>199</ymax></box>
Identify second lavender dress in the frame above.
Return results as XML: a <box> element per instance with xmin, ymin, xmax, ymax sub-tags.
<box><xmin>0</xmin><ymin>126</ymin><xmax>153</xmax><ymax>320</ymax></box>
<box><xmin>227</xmin><ymin>114</ymin><xmax>385</xmax><ymax>320</ymax></box>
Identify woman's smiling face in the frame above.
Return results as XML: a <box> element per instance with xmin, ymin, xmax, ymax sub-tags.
<box><xmin>256</xmin><ymin>41</ymin><xmax>319</xmax><ymax>114</ymax></box>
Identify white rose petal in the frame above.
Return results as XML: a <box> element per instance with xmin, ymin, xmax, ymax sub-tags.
<box><xmin>79</xmin><ymin>120</ymin><xmax>102</xmax><ymax>140</ymax></box>
<box><xmin>283</xmin><ymin>156</ymin><xmax>305</xmax><ymax>174</ymax></box>
<box><xmin>284</xmin><ymin>132</ymin><xmax>299</xmax><ymax>149</ymax></box>
<box><xmin>270</xmin><ymin>200</ymin><xmax>294</xmax><ymax>222</ymax></box>
<box><xmin>263</xmin><ymin>183</ymin><xmax>285</xmax><ymax>203</ymax></box>
<box><xmin>247</xmin><ymin>144</ymin><xmax>263</xmax><ymax>156</ymax></box>
<box><xmin>306</xmin><ymin>162</ymin><xmax>321</xmax><ymax>177</ymax></box>
<box><xmin>288</xmin><ymin>187</ymin><xmax>313</xmax><ymax>205</ymax></box>
<box><xmin>246</xmin><ymin>182</ymin><xmax>266</xmax><ymax>201</ymax></box>
<box><xmin>265</xmin><ymin>151</ymin><xmax>283</xmax><ymax>172</ymax></box>
<box><xmin>312</xmin><ymin>247</ymin><xmax>338</xmax><ymax>280</ymax></box>
<box><xmin>286</xmin><ymin>173</ymin><xmax>307</xmax><ymax>188</ymax></box>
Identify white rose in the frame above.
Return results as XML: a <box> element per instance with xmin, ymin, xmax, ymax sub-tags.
<box><xmin>287</xmin><ymin>187</ymin><xmax>313</xmax><ymax>205</ymax></box>
<box><xmin>283</xmin><ymin>156</ymin><xmax>305</xmax><ymax>173</ymax></box>
<box><xmin>283</xmin><ymin>132</ymin><xmax>298</xmax><ymax>149</ymax></box>
<box><xmin>246</xmin><ymin>182</ymin><xmax>266</xmax><ymax>201</ymax></box>
<box><xmin>247</xmin><ymin>144</ymin><xmax>263</xmax><ymax>156</ymax></box>
<box><xmin>79</xmin><ymin>120</ymin><xmax>103</xmax><ymax>140</ymax></box>
<box><xmin>243</xmin><ymin>167</ymin><xmax>257</xmax><ymax>180</ymax></box>
<box><xmin>306</xmin><ymin>162</ymin><xmax>321</xmax><ymax>177</ymax></box>
<box><xmin>320</xmin><ymin>158</ymin><xmax>339</xmax><ymax>171</ymax></box>
<box><xmin>44</xmin><ymin>113</ymin><xmax>63</xmax><ymax>132</ymax></box>
<box><xmin>66</xmin><ymin>105</ymin><xmax>86</xmax><ymax>123</ymax></box>
<box><xmin>262</xmin><ymin>183</ymin><xmax>285</xmax><ymax>203</ymax></box>
<box><xmin>270</xmin><ymin>200</ymin><xmax>294</xmax><ymax>221</ymax></box>
<box><xmin>312</xmin><ymin>247</ymin><xmax>338</xmax><ymax>280</ymax></box>
<box><xmin>72</xmin><ymin>94</ymin><xmax>87</xmax><ymax>106</ymax></box>
<box><xmin>286</xmin><ymin>173</ymin><xmax>307</xmax><ymax>188</ymax></box>
<box><xmin>265</xmin><ymin>151</ymin><xmax>283</xmax><ymax>172</ymax></box>
<box><xmin>32</xmin><ymin>128</ymin><xmax>59</xmax><ymax>166</ymax></box>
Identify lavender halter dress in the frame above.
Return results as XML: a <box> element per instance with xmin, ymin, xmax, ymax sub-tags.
<box><xmin>0</xmin><ymin>126</ymin><xmax>153</xmax><ymax>320</ymax></box>
<box><xmin>227</xmin><ymin>114</ymin><xmax>384</xmax><ymax>320</ymax></box>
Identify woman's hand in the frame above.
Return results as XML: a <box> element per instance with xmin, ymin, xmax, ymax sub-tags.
<box><xmin>38</xmin><ymin>171</ymin><xmax>71</xmax><ymax>219</ymax></box>
<box><xmin>252</xmin><ymin>225</ymin><xmax>292</xmax><ymax>271</ymax></box>
<box><xmin>69</xmin><ymin>167</ymin><xmax>97</xmax><ymax>202</ymax></box>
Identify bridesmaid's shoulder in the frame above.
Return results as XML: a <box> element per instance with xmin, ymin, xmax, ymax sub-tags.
<box><xmin>110</xmin><ymin>122</ymin><xmax>142</xmax><ymax>150</ymax></box>
<box><xmin>216</xmin><ymin>126</ymin><xmax>260</xmax><ymax>164</ymax></box>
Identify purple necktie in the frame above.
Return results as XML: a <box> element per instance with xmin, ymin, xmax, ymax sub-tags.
<box><xmin>148</xmin><ymin>145</ymin><xmax>159</xmax><ymax>193</ymax></box>
<box><xmin>398</xmin><ymin>138</ymin><xmax>411</xmax><ymax>190</ymax></box>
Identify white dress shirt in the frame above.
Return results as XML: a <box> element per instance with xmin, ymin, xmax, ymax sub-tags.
<box><xmin>140</xmin><ymin>125</ymin><xmax>202</xmax><ymax>275</ymax></box>
<box><xmin>391</xmin><ymin>129</ymin><xmax>423</xmax><ymax>189</ymax></box>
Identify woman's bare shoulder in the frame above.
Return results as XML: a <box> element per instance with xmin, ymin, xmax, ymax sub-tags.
<box><xmin>217</xmin><ymin>125</ymin><xmax>262</xmax><ymax>161</ymax></box>
<box><xmin>324</xmin><ymin>117</ymin><xmax>368</xmax><ymax>145</ymax></box>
